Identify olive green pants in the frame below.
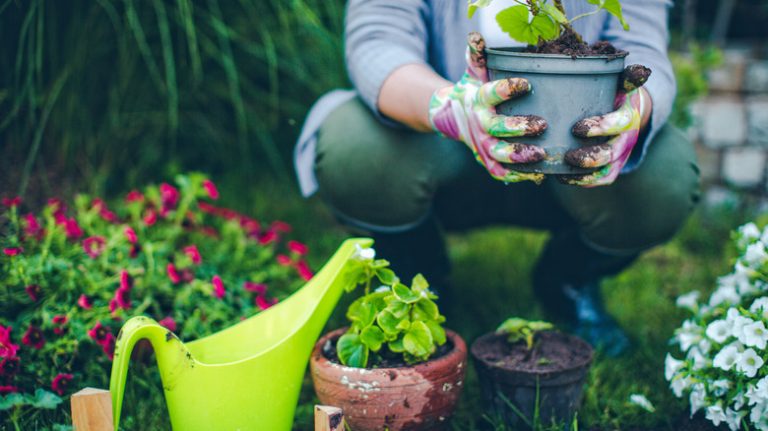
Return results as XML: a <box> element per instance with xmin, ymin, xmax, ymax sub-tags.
<box><xmin>314</xmin><ymin>98</ymin><xmax>700</xmax><ymax>256</ymax></box>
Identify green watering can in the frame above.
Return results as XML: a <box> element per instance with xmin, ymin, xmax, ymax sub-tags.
<box><xmin>109</xmin><ymin>238</ymin><xmax>372</xmax><ymax>430</ymax></box>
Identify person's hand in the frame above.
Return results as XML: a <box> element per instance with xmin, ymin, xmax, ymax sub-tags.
<box><xmin>561</xmin><ymin>65</ymin><xmax>652</xmax><ymax>187</ymax></box>
<box><xmin>429</xmin><ymin>32</ymin><xmax>548</xmax><ymax>184</ymax></box>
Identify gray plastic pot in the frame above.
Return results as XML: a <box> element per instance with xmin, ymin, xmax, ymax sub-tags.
<box><xmin>486</xmin><ymin>48</ymin><xmax>626</xmax><ymax>174</ymax></box>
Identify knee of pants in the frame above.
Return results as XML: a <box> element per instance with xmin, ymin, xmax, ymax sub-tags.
<box><xmin>313</xmin><ymin>98</ymin><xmax>449</xmax><ymax>230</ymax></box>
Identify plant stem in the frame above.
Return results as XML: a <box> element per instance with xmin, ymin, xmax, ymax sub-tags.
<box><xmin>553</xmin><ymin>0</ymin><xmax>584</xmax><ymax>44</ymax></box>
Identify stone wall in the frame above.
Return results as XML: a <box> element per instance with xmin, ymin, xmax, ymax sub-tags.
<box><xmin>690</xmin><ymin>43</ymin><xmax>768</xmax><ymax>193</ymax></box>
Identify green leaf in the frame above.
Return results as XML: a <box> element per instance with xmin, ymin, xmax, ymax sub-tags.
<box><xmin>403</xmin><ymin>321</ymin><xmax>435</xmax><ymax>360</ymax></box>
<box><xmin>497</xmin><ymin>317</ymin><xmax>528</xmax><ymax>334</ymax></box>
<box><xmin>540</xmin><ymin>3</ymin><xmax>567</xmax><ymax>24</ymax></box>
<box><xmin>397</xmin><ymin>318</ymin><xmax>411</xmax><ymax>331</ymax></box>
<box><xmin>0</xmin><ymin>393</ymin><xmax>28</xmax><ymax>411</ymax></box>
<box><xmin>347</xmin><ymin>298</ymin><xmax>377</xmax><ymax>328</ymax></box>
<box><xmin>32</xmin><ymin>389</ymin><xmax>63</xmax><ymax>409</ymax></box>
<box><xmin>375</xmin><ymin>268</ymin><xmax>398</xmax><ymax>286</ymax></box>
<box><xmin>426</xmin><ymin>320</ymin><xmax>447</xmax><ymax>346</ymax></box>
<box><xmin>411</xmin><ymin>274</ymin><xmax>429</xmax><ymax>293</ymax></box>
<box><xmin>360</xmin><ymin>325</ymin><xmax>386</xmax><ymax>352</ymax></box>
<box><xmin>389</xmin><ymin>336</ymin><xmax>405</xmax><ymax>353</ymax></box>
<box><xmin>415</xmin><ymin>298</ymin><xmax>440</xmax><ymax>321</ymax></box>
<box><xmin>467</xmin><ymin>0</ymin><xmax>494</xmax><ymax>18</ymax></box>
<box><xmin>528</xmin><ymin>320</ymin><xmax>554</xmax><ymax>331</ymax></box>
<box><xmin>393</xmin><ymin>283</ymin><xmax>420</xmax><ymax>304</ymax></box>
<box><xmin>385</xmin><ymin>298</ymin><xmax>409</xmax><ymax>318</ymax></box>
<box><xmin>496</xmin><ymin>5</ymin><xmax>559</xmax><ymax>45</ymax></box>
<box><xmin>377</xmin><ymin>309</ymin><xmax>401</xmax><ymax>335</ymax></box>
<box><xmin>586</xmin><ymin>0</ymin><xmax>629</xmax><ymax>30</ymax></box>
<box><xmin>337</xmin><ymin>333</ymin><xmax>369</xmax><ymax>368</ymax></box>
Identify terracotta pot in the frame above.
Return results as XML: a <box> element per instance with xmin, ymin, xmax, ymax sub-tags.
<box><xmin>471</xmin><ymin>331</ymin><xmax>593</xmax><ymax>430</ymax></box>
<box><xmin>310</xmin><ymin>327</ymin><xmax>467</xmax><ymax>431</ymax></box>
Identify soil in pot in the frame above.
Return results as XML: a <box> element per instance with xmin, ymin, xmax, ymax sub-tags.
<box><xmin>310</xmin><ymin>328</ymin><xmax>467</xmax><ymax>431</ymax></box>
<box><xmin>471</xmin><ymin>330</ymin><xmax>593</xmax><ymax>430</ymax></box>
<box><xmin>525</xmin><ymin>28</ymin><xmax>625</xmax><ymax>57</ymax></box>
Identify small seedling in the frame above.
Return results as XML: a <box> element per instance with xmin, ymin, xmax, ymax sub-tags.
<box><xmin>496</xmin><ymin>317</ymin><xmax>554</xmax><ymax>350</ymax></box>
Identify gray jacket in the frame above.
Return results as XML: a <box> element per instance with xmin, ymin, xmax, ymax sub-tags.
<box><xmin>296</xmin><ymin>0</ymin><xmax>675</xmax><ymax>197</ymax></box>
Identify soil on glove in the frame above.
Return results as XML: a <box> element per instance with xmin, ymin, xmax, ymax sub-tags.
<box><xmin>473</xmin><ymin>331</ymin><xmax>591</xmax><ymax>373</ymax></box>
<box><xmin>323</xmin><ymin>335</ymin><xmax>454</xmax><ymax>369</ymax></box>
<box><xmin>525</xmin><ymin>28</ymin><xmax>626</xmax><ymax>58</ymax></box>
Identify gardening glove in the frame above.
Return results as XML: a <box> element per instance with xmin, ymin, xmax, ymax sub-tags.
<box><xmin>429</xmin><ymin>32</ymin><xmax>548</xmax><ymax>184</ymax></box>
<box><xmin>561</xmin><ymin>65</ymin><xmax>652</xmax><ymax>187</ymax></box>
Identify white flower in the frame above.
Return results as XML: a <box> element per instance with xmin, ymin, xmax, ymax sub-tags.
<box><xmin>687</xmin><ymin>347</ymin><xmax>710</xmax><ymax>370</ymax></box>
<box><xmin>751</xmin><ymin>401</ymin><xmax>768</xmax><ymax>430</ymax></box>
<box><xmin>629</xmin><ymin>394</ymin><xmax>655</xmax><ymax>412</ymax></box>
<box><xmin>670</xmin><ymin>374</ymin><xmax>692</xmax><ymax>398</ymax></box>
<box><xmin>707</xmin><ymin>319</ymin><xmax>733</xmax><ymax>344</ymax></box>
<box><xmin>676</xmin><ymin>291</ymin><xmax>700</xmax><ymax>311</ymax></box>
<box><xmin>353</xmin><ymin>244</ymin><xmax>376</xmax><ymax>260</ymax></box>
<box><xmin>742</xmin><ymin>320</ymin><xmax>768</xmax><ymax>349</ymax></box>
<box><xmin>762</xmin><ymin>225</ymin><xmax>768</xmax><ymax>245</ymax></box>
<box><xmin>677</xmin><ymin>320</ymin><xmax>703</xmax><ymax>351</ymax></box>
<box><xmin>740</xmin><ymin>222</ymin><xmax>761</xmax><ymax>243</ymax></box>
<box><xmin>710</xmin><ymin>284</ymin><xmax>741</xmax><ymax>307</ymax></box>
<box><xmin>711</xmin><ymin>379</ymin><xmax>731</xmax><ymax>396</ymax></box>
<box><xmin>665</xmin><ymin>354</ymin><xmax>684</xmax><ymax>381</ymax></box>
<box><xmin>737</xmin><ymin>348</ymin><xmax>764</xmax><ymax>378</ymax></box>
<box><xmin>725</xmin><ymin>407</ymin><xmax>745</xmax><ymax>431</ymax></box>
<box><xmin>713</xmin><ymin>344</ymin><xmax>742</xmax><ymax>371</ymax></box>
<box><xmin>734</xmin><ymin>392</ymin><xmax>747</xmax><ymax>410</ymax></box>
<box><xmin>698</xmin><ymin>338</ymin><xmax>712</xmax><ymax>354</ymax></box>
<box><xmin>689</xmin><ymin>384</ymin><xmax>707</xmax><ymax>416</ymax></box>
<box><xmin>751</xmin><ymin>297</ymin><xmax>768</xmax><ymax>319</ymax></box>
<box><xmin>744</xmin><ymin>242</ymin><xmax>768</xmax><ymax>268</ymax></box>
<box><xmin>727</xmin><ymin>308</ymin><xmax>755</xmax><ymax>342</ymax></box>
<box><xmin>748</xmin><ymin>377</ymin><xmax>768</xmax><ymax>407</ymax></box>
<box><xmin>706</xmin><ymin>401</ymin><xmax>727</xmax><ymax>426</ymax></box>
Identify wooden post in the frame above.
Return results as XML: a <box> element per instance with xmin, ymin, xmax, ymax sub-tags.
<box><xmin>71</xmin><ymin>388</ymin><xmax>114</xmax><ymax>431</ymax></box>
<box><xmin>314</xmin><ymin>405</ymin><xmax>344</xmax><ymax>431</ymax></box>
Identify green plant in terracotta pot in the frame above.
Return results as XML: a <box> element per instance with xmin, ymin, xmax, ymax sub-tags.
<box><xmin>471</xmin><ymin>317</ymin><xmax>593</xmax><ymax>430</ymax></box>
<box><xmin>310</xmin><ymin>246</ymin><xmax>467</xmax><ymax>431</ymax></box>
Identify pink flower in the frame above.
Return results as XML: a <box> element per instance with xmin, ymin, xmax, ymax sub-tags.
<box><xmin>23</xmin><ymin>213</ymin><xmax>44</xmax><ymax>240</ymax></box>
<box><xmin>3</xmin><ymin>247</ymin><xmax>22</xmax><ymax>256</ymax></box>
<box><xmin>158</xmin><ymin>317</ymin><xmax>177</xmax><ymax>332</ymax></box>
<box><xmin>257</xmin><ymin>230</ymin><xmax>277</xmax><ymax>245</ymax></box>
<box><xmin>119</xmin><ymin>270</ymin><xmax>133</xmax><ymax>291</ymax></box>
<box><xmin>52</xmin><ymin>315</ymin><xmax>68</xmax><ymax>336</ymax></box>
<box><xmin>64</xmin><ymin>218</ymin><xmax>83</xmax><ymax>239</ymax></box>
<box><xmin>296</xmin><ymin>260</ymin><xmax>314</xmax><ymax>281</ymax></box>
<box><xmin>276</xmin><ymin>254</ymin><xmax>292</xmax><ymax>266</ymax></box>
<box><xmin>92</xmin><ymin>198</ymin><xmax>118</xmax><ymax>223</ymax></box>
<box><xmin>143</xmin><ymin>209</ymin><xmax>157</xmax><ymax>226</ymax></box>
<box><xmin>0</xmin><ymin>325</ymin><xmax>19</xmax><ymax>358</ymax></box>
<box><xmin>25</xmin><ymin>284</ymin><xmax>41</xmax><ymax>301</ymax></box>
<box><xmin>0</xmin><ymin>385</ymin><xmax>18</xmax><ymax>394</ymax></box>
<box><xmin>166</xmin><ymin>263</ymin><xmax>181</xmax><ymax>284</ymax></box>
<box><xmin>198</xmin><ymin>201</ymin><xmax>217</xmax><ymax>214</ymax></box>
<box><xmin>88</xmin><ymin>322</ymin><xmax>109</xmax><ymax>343</ymax></box>
<box><xmin>287</xmin><ymin>240</ymin><xmax>308</xmax><ymax>256</ymax></box>
<box><xmin>129</xmin><ymin>243</ymin><xmax>141</xmax><ymax>258</ymax></box>
<box><xmin>255</xmin><ymin>295</ymin><xmax>278</xmax><ymax>310</ymax></box>
<box><xmin>240</xmin><ymin>217</ymin><xmax>260</xmax><ymax>235</ymax></box>
<box><xmin>126</xmin><ymin>190</ymin><xmax>144</xmax><ymax>203</ymax></box>
<box><xmin>101</xmin><ymin>333</ymin><xmax>116</xmax><ymax>360</ymax></box>
<box><xmin>0</xmin><ymin>357</ymin><xmax>20</xmax><ymax>376</ymax></box>
<box><xmin>212</xmin><ymin>275</ymin><xmax>225</xmax><ymax>299</ymax></box>
<box><xmin>48</xmin><ymin>198</ymin><xmax>67</xmax><ymax>224</ymax></box>
<box><xmin>82</xmin><ymin>236</ymin><xmax>106</xmax><ymax>258</ymax></box>
<box><xmin>1</xmin><ymin>197</ymin><xmax>21</xmax><ymax>208</ymax></box>
<box><xmin>22</xmin><ymin>325</ymin><xmax>45</xmax><ymax>349</ymax></box>
<box><xmin>112</xmin><ymin>286</ymin><xmax>131</xmax><ymax>310</ymax></box>
<box><xmin>109</xmin><ymin>298</ymin><xmax>118</xmax><ymax>313</ymax></box>
<box><xmin>183</xmin><ymin>245</ymin><xmax>202</xmax><ymax>265</ymax></box>
<box><xmin>160</xmin><ymin>183</ymin><xmax>180</xmax><ymax>211</ymax></box>
<box><xmin>202</xmin><ymin>179</ymin><xmax>219</xmax><ymax>200</ymax></box>
<box><xmin>124</xmin><ymin>227</ymin><xmax>137</xmax><ymax>244</ymax></box>
<box><xmin>243</xmin><ymin>281</ymin><xmax>267</xmax><ymax>295</ymax></box>
<box><xmin>51</xmin><ymin>373</ymin><xmax>73</xmax><ymax>396</ymax></box>
<box><xmin>78</xmin><ymin>294</ymin><xmax>93</xmax><ymax>310</ymax></box>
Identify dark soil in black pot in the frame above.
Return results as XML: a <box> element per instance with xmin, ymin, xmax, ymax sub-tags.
<box><xmin>471</xmin><ymin>330</ymin><xmax>593</xmax><ymax>430</ymax></box>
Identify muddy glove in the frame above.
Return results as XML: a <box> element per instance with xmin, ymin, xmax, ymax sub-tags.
<box><xmin>429</xmin><ymin>32</ymin><xmax>548</xmax><ymax>184</ymax></box>
<box><xmin>561</xmin><ymin>65</ymin><xmax>652</xmax><ymax>187</ymax></box>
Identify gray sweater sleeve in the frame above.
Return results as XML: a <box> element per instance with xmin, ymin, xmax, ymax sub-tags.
<box><xmin>602</xmin><ymin>0</ymin><xmax>676</xmax><ymax>170</ymax></box>
<box><xmin>345</xmin><ymin>0</ymin><xmax>431</xmax><ymax>114</ymax></box>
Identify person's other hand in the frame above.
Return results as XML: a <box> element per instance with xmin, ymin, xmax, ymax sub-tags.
<box><xmin>561</xmin><ymin>65</ymin><xmax>653</xmax><ymax>187</ymax></box>
<box><xmin>429</xmin><ymin>32</ymin><xmax>548</xmax><ymax>184</ymax></box>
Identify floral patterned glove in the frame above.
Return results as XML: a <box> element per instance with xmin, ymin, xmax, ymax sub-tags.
<box><xmin>429</xmin><ymin>32</ymin><xmax>548</xmax><ymax>183</ymax></box>
<box><xmin>561</xmin><ymin>65</ymin><xmax>652</xmax><ymax>187</ymax></box>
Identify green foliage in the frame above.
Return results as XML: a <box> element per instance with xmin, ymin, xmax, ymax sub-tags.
<box><xmin>669</xmin><ymin>45</ymin><xmax>723</xmax><ymax>129</ymax></box>
<box><xmin>337</xmin><ymin>254</ymin><xmax>447</xmax><ymax>368</ymax></box>
<box><xmin>497</xmin><ymin>317</ymin><xmax>554</xmax><ymax>350</ymax></box>
<box><xmin>469</xmin><ymin>0</ymin><xmax>629</xmax><ymax>45</ymax></box>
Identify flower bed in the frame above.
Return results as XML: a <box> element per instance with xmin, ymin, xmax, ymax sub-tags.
<box><xmin>0</xmin><ymin>174</ymin><xmax>313</xmax><ymax>419</ymax></box>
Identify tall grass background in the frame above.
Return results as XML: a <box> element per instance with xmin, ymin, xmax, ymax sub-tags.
<box><xmin>0</xmin><ymin>0</ymin><xmax>346</xmax><ymax>198</ymax></box>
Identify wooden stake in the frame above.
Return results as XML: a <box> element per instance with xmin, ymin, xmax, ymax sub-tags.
<box><xmin>71</xmin><ymin>388</ymin><xmax>114</xmax><ymax>431</ymax></box>
<box><xmin>314</xmin><ymin>405</ymin><xmax>344</xmax><ymax>431</ymax></box>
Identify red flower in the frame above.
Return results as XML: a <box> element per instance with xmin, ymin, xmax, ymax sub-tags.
<box><xmin>202</xmin><ymin>179</ymin><xmax>219</xmax><ymax>200</ymax></box>
<box><xmin>143</xmin><ymin>209</ymin><xmax>157</xmax><ymax>226</ymax></box>
<box><xmin>52</xmin><ymin>315</ymin><xmax>68</xmax><ymax>335</ymax></box>
<box><xmin>92</xmin><ymin>198</ymin><xmax>118</xmax><ymax>223</ymax></box>
<box><xmin>271</xmin><ymin>221</ymin><xmax>292</xmax><ymax>233</ymax></box>
<box><xmin>3</xmin><ymin>247</ymin><xmax>22</xmax><ymax>256</ymax></box>
<box><xmin>88</xmin><ymin>322</ymin><xmax>109</xmax><ymax>343</ymax></box>
<box><xmin>257</xmin><ymin>230</ymin><xmax>277</xmax><ymax>245</ymax></box>
<box><xmin>0</xmin><ymin>357</ymin><xmax>20</xmax><ymax>376</ymax></box>
<box><xmin>119</xmin><ymin>270</ymin><xmax>133</xmax><ymax>291</ymax></box>
<box><xmin>112</xmin><ymin>286</ymin><xmax>131</xmax><ymax>310</ymax></box>
<box><xmin>212</xmin><ymin>275</ymin><xmax>225</xmax><ymax>299</ymax></box>
<box><xmin>0</xmin><ymin>385</ymin><xmax>18</xmax><ymax>394</ymax></box>
<box><xmin>158</xmin><ymin>317</ymin><xmax>177</xmax><ymax>332</ymax></box>
<box><xmin>23</xmin><ymin>213</ymin><xmax>44</xmax><ymax>240</ymax></box>
<box><xmin>78</xmin><ymin>294</ymin><xmax>93</xmax><ymax>310</ymax></box>
<box><xmin>296</xmin><ymin>260</ymin><xmax>314</xmax><ymax>281</ymax></box>
<box><xmin>160</xmin><ymin>183</ymin><xmax>180</xmax><ymax>211</ymax></box>
<box><xmin>255</xmin><ymin>295</ymin><xmax>278</xmax><ymax>310</ymax></box>
<box><xmin>244</xmin><ymin>281</ymin><xmax>267</xmax><ymax>295</ymax></box>
<box><xmin>51</xmin><ymin>373</ymin><xmax>74</xmax><ymax>396</ymax></box>
<box><xmin>124</xmin><ymin>226</ymin><xmax>137</xmax><ymax>244</ymax></box>
<box><xmin>25</xmin><ymin>284</ymin><xmax>41</xmax><ymax>302</ymax></box>
<box><xmin>83</xmin><ymin>236</ymin><xmax>106</xmax><ymax>258</ymax></box>
<box><xmin>0</xmin><ymin>325</ymin><xmax>19</xmax><ymax>358</ymax></box>
<box><xmin>240</xmin><ymin>217</ymin><xmax>260</xmax><ymax>235</ymax></box>
<box><xmin>1</xmin><ymin>197</ymin><xmax>21</xmax><ymax>208</ymax></box>
<box><xmin>276</xmin><ymin>254</ymin><xmax>292</xmax><ymax>266</ymax></box>
<box><xmin>183</xmin><ymin>245</ymin><xmax>202</xmax><ymax>265</ymax></box>
<box><xmin>126</xmin><ymin>190</ymin><xmax>144</xmax><ymax>203</ymax></box>
<box><xmin>287</xmin><ymin>240</ymin><xmax>308</xmax><ymax>256</ymax></box>
<box><xmin>167</xmin><ymin>263</ymin><xmax>181</xmax><ymax>284</ymax></box>
<box><xmin>198</xmin><ymin>201</ymin><xmax>217</xmax><ymax>214</ymax></box>
<box><xmin>102</xmin><ymin>333</ymin><xmax>116</xmax><ymax>360</ymax></box>
<box><xmin>64</xmin><ymin>218</ymin><xmax>83</xmax><ymax>239</ymax></box>
<box><xmin>22</xmin><ymin>325</ymin><xmax>45</xmax><ymax>349</ymax></box>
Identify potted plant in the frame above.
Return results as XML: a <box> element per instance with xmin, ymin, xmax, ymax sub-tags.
<box><xmin>468</xmin><ymin>0</ymin><xmax>647</xmax><ymax>174</ymax></box>
<box><xmin>471</xmin><ymin>317</ymin><xmax>593</xmax><ymax>429</ymax></box>
<box><xmin>310</xmin><ymin>247</ymin><xmax>467</xmax><ymax>431</ymax></box>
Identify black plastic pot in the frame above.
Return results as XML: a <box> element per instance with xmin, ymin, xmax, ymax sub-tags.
<box><xmin>486</xmin><ymin>48</ymin><xmax>626</xmax><ymax>175</ymax></box>
<box><xmin>471</xmin><ymin>331</ymin><xmax>593</xmax><ymax>430</ymax></box>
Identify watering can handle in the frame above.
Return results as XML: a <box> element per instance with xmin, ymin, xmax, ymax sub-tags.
<box><xmin>109</xmin><ymin>316</ymin><xmax>192</xmax><ymax>429</ymax></box>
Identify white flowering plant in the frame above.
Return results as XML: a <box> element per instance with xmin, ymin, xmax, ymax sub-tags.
<box><xmin>666</xmin><ymin>222</ymin><xmax>768</xmax><ymax>430</ymax></box>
